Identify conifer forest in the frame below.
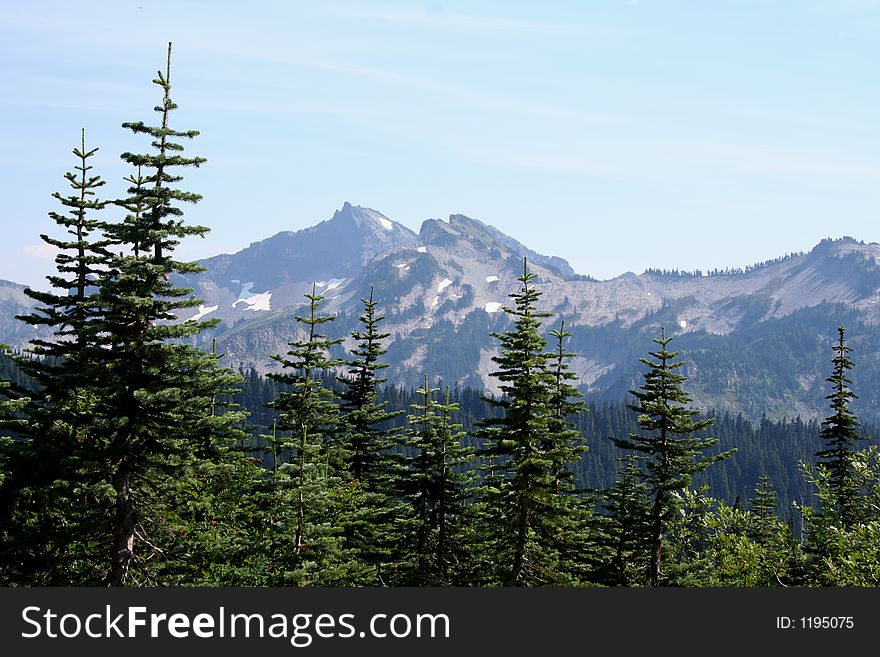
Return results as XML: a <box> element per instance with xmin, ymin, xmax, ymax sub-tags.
<box><xmin>4</xmin><ymin>45</ymin><xmax>880</xmax><ymax>588</ymax></box>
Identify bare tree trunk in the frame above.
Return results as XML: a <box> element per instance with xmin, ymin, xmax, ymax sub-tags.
<box><xmin>507</xmin><ymin>493</ymin><xmax>530</xmax><ymax>587</ymax></box>
<box><xmin>650</xmin><ymin>489</ymin><xmax>663</xmax><ymax>587</ymax></box>
<box><xmin>107</xmin><ymin>461</ymin><xmax>135</xmax><ymax>587</ymax></box>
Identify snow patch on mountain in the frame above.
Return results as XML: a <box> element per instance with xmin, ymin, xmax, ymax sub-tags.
<box><xmin>486</xmin><ymin>275</ymin><xmax>499</xmax><ymax>283</ymax></box>
<box><xmin>437</xmin><ymin>278</ymin><xmax>452</xmax><ymax>293</ymax></box>
<box><xmin>417</xmin><ymin>246</ymin><xmax>427</xmax><ymax>253</ymax></box>
<box><xmin>191</xmin><ymin>304</ymin><xmax>219</xmax><ymax>321</ymax></box>
<box><xmin>484</xmin><ymin>302</ymin><xmax>503</xmax><ymax>313</ymax></box>
<box><xmin>244</xmin><ymin>292</ymin><xmax>271</xmax><ymax>311</ymax></box>
<box><xmin>233</xmin><ymin>294</ymin><xmax>271</xmax><ymax>311</ymax></box>
<box><xmin>316</xmin><ymin>278</ymin><xmax>346</xmax><ymax>292</ymax></box>
<box><xmin>377</xmin><ymin>217</ymin><xmax>393</xmax><ymax>230</ymax></box>
<box><xmin>233</xmin><ymin>292</ymin><xmax>271</xmax><ymax>312</ymax></box>
<box><xmin>231</xmin><ymin>282</ymin><xmax>272</xmax><ymax>312</ymax></box>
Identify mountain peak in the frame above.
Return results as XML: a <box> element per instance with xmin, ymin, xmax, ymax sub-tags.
<box><xmin>331</xmin><ymin>202</ymin><xmax>406</xmax><ymax>234</ymax></box>
<box><xmin>418</xmin><ymin>213</ymin><xmax>577</xmax><ymax>280</ymax></box>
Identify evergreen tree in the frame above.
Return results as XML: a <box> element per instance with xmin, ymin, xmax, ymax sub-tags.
<box><xmin>256</xmin><ymin>285</ymin><xmax>369</xmax><ymax>585</ymax></box>
<box><xmin>336</xmin><ymin>288</ymin><xmax>403</xmax><ymax>584</ymax></box>
<box><xmin>18</xmin><ymin>128</ymin><xmax>110</xmax><ymax>354</ymax></box>
<box><xmin>546</xmin><ymin>321</ymin><xmax>587</xmax><ymax>483</ymax></box>
<box><xmin>337</xmin><ymin>288</ymin><xmax>401</xmax><ymax>485</ymax></box>
<box><xmin>476</xmin><ymin>258</ymin><xmax>589</xmax><ymax>586</ymax></box>
<box><xmin>13</xmin><ymin>128</ymin><xmax>110</xmax><ymax>454</ymax></box>
<box><xmin>398</xmin><ymin>375</ymin><xmax>476</xmax><ymax>585</ymax></box>
<box><xmin>613</xmin><ymin>329</ymin><xmax>735</xmax><ymax>586</ymax></box>
<box><xmin>747</xmin><ymin>474</ymin><xmax>780</xmax><ymax>544</ymax></box>
<box><xmin>598</xmin><ymin>454</ymin><xmax>653</xmax><ymax>586</ymax></box>
<box><xmin>1</xmin><ymin>130</ymin><xmax>113</xmax><ymax>585</ymax></box>
<box><xmin>815</xmin><ymin>325</ymin><xmax>865</xmax><ymax>526</ymax></box>
<box><xmin>90</xmin><ymin>43</ymin><xmax>249</xmax><ymax>586</ymax></box>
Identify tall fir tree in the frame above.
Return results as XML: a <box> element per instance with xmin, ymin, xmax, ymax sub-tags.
<box><xmin>1</xmin><ymin>131</ymin><xmax>113</xmax><ymax>585</ymax></box>
<box><xmin>14</xmin><ymin>129</ymin><xmax>110</xmax><ymax>451</ymax></box>
<box><xmin>815</xmin><ymin>325</ymin><xmax>865</xmax><ymax>526</ymax></box>
<box><xmin>613</xmin><ymin>329</ymin><xmax>735</xmax><ymax>586</ymax></box>
<box><xmin>256</xmin><ymin>285</ymin><xmax>370</xmax><ymax>585</ymax></box>
<box><xmin>337</xmin><ymin>288</ymin><xmax>401</xmax><ymax>485</ymax></box>
<box><xmin>476</xmin><ymin>259</ymin><xmax>589</xmax><ymax>586</ymax></box>
<box><xmin>335</xmin><ymin>288</ymin><xmax>403</xmax><ymax>584</ymax></box>
<box><xmin>18</xmin><ymin>128</ymin><xmax>111</xmax><ymax>348</ymax></box>
<box><xmin>90</xmin><ymin>42</ymin><xmax>250</xmax><ymax>586</ymax></box>
<box><xmin>398</xmin><ymin>375</ymin><xmax>476</xmax><ymax>585</ymax></box>
<box><xmin>546</xmin><ymin>321</ymin><xmax>588</xmax><ymax>484</ymax></box>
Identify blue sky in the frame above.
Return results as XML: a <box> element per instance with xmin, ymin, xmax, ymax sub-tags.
<box><xmin>2</xmin><ymin>0</ymin><xmax>879</xmax><ymax>289</ymax></box>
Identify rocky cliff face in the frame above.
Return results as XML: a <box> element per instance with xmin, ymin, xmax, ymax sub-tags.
<box><xmin>0</xmin><ymin>280</ymin><xmax>38</xmax><ymax>345</ymax></box>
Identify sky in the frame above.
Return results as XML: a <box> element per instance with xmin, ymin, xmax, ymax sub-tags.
<box><xmin>2</xmin><ymin>0</ymin><xmax>880</xmax><ymax>290</ymax></box>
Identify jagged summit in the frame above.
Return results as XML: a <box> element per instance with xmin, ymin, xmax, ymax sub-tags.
<box><xmin>331</xmin><ymin>201</ymin><xmax>414</xmax><ymax>236</ymax></box>
<box><xmin>418</xmin><ymin>213</ymin><xmax>577</xmax><ymax>280</ymax></box>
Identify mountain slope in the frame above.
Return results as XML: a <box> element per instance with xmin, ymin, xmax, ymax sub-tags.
<box><xmin>3</xmin><ymin>203</ymin><xmax>879</xmax><ymax>423</ymax></box>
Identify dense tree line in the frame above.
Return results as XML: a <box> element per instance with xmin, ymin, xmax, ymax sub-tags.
<box><xmin>643</xmin><ymin>250</ymin><xmax>806</xmax><ymax>278</ymax></box>
<box><xmin>2</xmin><ymin>46</ymin><xmax>880</xmax><ymax>587</ymax></box>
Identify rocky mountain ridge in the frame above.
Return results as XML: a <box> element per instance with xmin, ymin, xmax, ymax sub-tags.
<box><xmin>3</xmin><ymin>203</ymin><xmax>880</xmax><ymax>422</ymax></box>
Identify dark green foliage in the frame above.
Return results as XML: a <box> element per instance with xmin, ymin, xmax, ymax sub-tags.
<box><xmin>84</xmin><ymin>43</ymin><xmax>258</xmax><ymax>587</ymax></box>
<box><xmin>234</xmin><ymin>367</ymin><xmax>858</xmax><ymax>523</ymax></box>
<box><xmin>799</xmin><ymin>446</ymin><xmax>880</xmax><ymax>585</ymax></box>
<box><xmin>0</xmin><ymin>43</ymin><xmax>257</xmax><ymax>587</ymax></box>
<box><xmin>476</xmin><ymin>259</ymin><xmax>590</xmax><ymax>586</ymax></box>
<box><xmin>596</xmin><ymin>455</ymin><xmax>652</xmax><ymax>586</ymax></box>
<box><xmin>546</xmin><ymin>321</ymin><xmax>588</xmax><ymax>483</ymax></box>
<box><xmin>1</xmin><ymin>130</ymin><xmax>115</xmax><ymax>585</ymax></box>
<box><xmin>336</xmin><ymin>288</ymin><xmax>404</xmax><ymax>584</ymax></box>
<box><xmin>614</xmin><ymin>330</ymin><xmax>735</xmax><ymax>586</ymax></box>
<box><xmin>815</xmin><ymin>326</ymin><xmax>865</xmax><ymax>526</ymax></box>
<box><xmin>397</xmin><ymin>376</ymin><xmax>476</xmax><ymax>585</ymax></box>
<box><xmin>337</xmin><ymin>288</ymin><xmax>402</xmax><ymax>484</ymax></box>
<box><xmin>747</xmin><ymin>474</ymin><xmax>781</xmax><ymax>544</ymax></box>
<box><xmin>254</xmin><ymin>286</ymin><xmax>370</xmax><ymax>585</ymax></box>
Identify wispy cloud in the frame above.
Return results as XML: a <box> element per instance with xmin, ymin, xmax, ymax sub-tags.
<box><xmin>21</xmin><ymin>243</ymin><xmax>55</xmax><ymax>259</ymax></box>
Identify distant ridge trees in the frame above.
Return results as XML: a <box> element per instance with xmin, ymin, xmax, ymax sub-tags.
<box><xmin>643</xmin><ymin>250</ymin><xmax>807</xmax><ymax>278</ymax></box>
